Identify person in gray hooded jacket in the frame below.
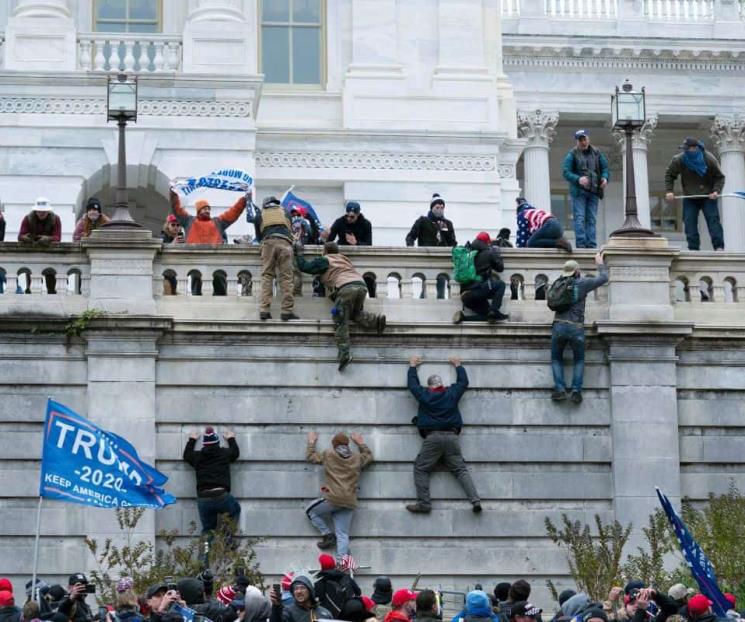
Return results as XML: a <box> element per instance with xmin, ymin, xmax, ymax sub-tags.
<box><xmin>269</xmin><ymin>575</ymin><xmax>333</xmax><ymax>622</ymax></box>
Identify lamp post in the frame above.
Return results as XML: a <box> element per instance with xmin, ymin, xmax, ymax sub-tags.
<box><xmin>102</xmin><ymin>73</ymin><xmax>141</xmax><ymax>228</ymax></box>
<box><xmin>611</xmin><ymin>80</ymin><xmax>656</xmax><ymax>237</ymax></box>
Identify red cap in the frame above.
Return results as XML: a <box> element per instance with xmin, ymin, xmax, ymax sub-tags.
<box><xmin>319</xmin><ymin>554</ymin><xmax>336</xmax><ymax>571</ymax></box>
<box><xmin>0</xmin><ymin>591</ymin><xmax>14</xmax><ymax>607</ymax></box>
<box><xmin>0</xmin><ymin>580</ymin><xmax>11</xmax><ymax>593</ymax></box>
<box><xmin>725</xmin><ymin>593</ymin><xmax>736</xmax><ymax>608</ymax></box>
<box><xmin>361</xmin><ymin>596</ymin><xmax>376</xmax><ymax>612</ymax></box>
<box><xmin>392</xmin><ymin>589</ymin><xmax>417</xmax><ymax>609</ymax></box>
<box><xmin>166</xmin><ymin>214</ymin><xmax>178</xmax><ymax>224</ymax></box>
<box><xmin>216</xmin><ymin>585</ymin><xmax>236</xmax><ymax>606</ymax></box>
<box><xmin>688</xmin><ymin>595</ymin><xmax>713</xmax><ymax>617</ymax></box>
<box><xmin>475</xmin><ymin>231</ymin><xmax>491</xmax><ymax>244</ymax></box>
<box><xmin>281</xmin><ymin>572</ymin><xmax>294</xmax><ymax>592</ymax></box>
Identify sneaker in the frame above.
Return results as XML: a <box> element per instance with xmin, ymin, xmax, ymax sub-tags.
<box><xmin>569</xmin><ymin>390</ymin><xmax>583</xmax><ymax>404</ymax></box>
<box><xmin>551</xmin><ymin>390</ymin><xmax>568</xmax><ymax>401</ymax></box>
<box><xmin>453</xmin><ymin>310</ymin><xmax>465</xmax><ymax>324</ymax></box>
<box><xmin>472</xmin><ymin>502</ymin><xmax>483</xmax><ymax>514</ymax></box>
<box><xmin>281</xmin><ymin>312</ymin><xmax>299</xmax><ymax>321</ymax></box>
<box><xmin>487</xmin><ymin>311</ymin><xmax>510</xmax><ymax>323</ymax></box>
<box><xmin>259</xmin><ymin>312</ymin><xmax>271</xmax><ymax>321</ymax></box>
<box><xmin>338</xmin><ymin>352</ymin><xmax>352</xmax><ymax>372</ymax></box>
<box><xmin>317</xmin><ymin>533</ymin><xmax>337</xmax><ymax>550</ymax></box>
<box><xmin>405</xmin><ymin>503</ymin><xmax>432</xmax><ymax>514</ymax></box>
<box><xmin>377</xmin><ymin>314</ymin><xmax>387</xmax><ymax>334</ymax></box>
<box><xmin>555</xmin><ymin>238</ymin><xmax>573</xmax><ymax>253</ymax></box>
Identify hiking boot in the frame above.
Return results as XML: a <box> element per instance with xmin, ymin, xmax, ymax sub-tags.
<box><xmin>377</xmin><ymin>314</ymin><xmax>386</xmax><ymax>334</ymax></box>
<box><xmin>487</xmin><ymin>311</ymin><xmax>510</xmax><ymax>323</ymax></box>
<box><xmin>281</xmin><ymin>312</ymin><xmax>299</xmax><ymax>321</ymax></box>
<box><xmin>453</xmin><ymin>310</ymin><xmax>464</xmax><ymax>325</ymax></box>
<box><xmin>259</xmin><ymin>312</ymin><xmax>271</xmax><ymax>321</ymax></box>
<box><xmin>551</xmin><ymin>390</ymin><xmax>568</xmax><ymax>401</ymax></box>
<box><xmin>406</xmin><ymin>503</ymin><xmax>432</xmax><ymax>514</ymax></box>
<box><xmin>472</xmin><ymin>502</ymin><xmax>483</xmax><ymax>514</ymax></box>
<box><xmin>569</xmin><ymin>390</ymin><xmax>583</xmax><ymax>404</ymax></box>
<box><xmin>338</xmin><ymin>352</ymin><xmax>352</xmax><ymax>372</ymax></box>
<box><xmin>317</xmin><ymin>533</ymin><xmax>337</xmax><ymax>550</ymax></box>
<box><xmin>555</xmin><ymin>238</ymin><xmax>573</xmax><ymax>253</ymax></box>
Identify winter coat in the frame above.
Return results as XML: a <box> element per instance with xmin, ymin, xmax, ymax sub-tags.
<box><xmin>306</xmin><ymin>442</ymin><xmax>373</xmax><ymax>508</ymax></box>
<box><xmin>270</xmin><ymin>576</ymin><xmax>333</xmax><ymax>622</ymax></box>
<box><xmin>664</xmin><ymin>150</ymin><xmax>725</xmax><ymax>197</ymax></box>
<box><xmin>73</xmin><ymin>214</ymin><xmax>111</xmax><ymax>241</ymax></box>
<box><xmin>170</xmin><ymin>191</ymin><xmax>246</xmax><ymax>244</ymax></box>
<box><xmin>461</xmin><ymin>239</ymin><xmax>504</xmax><ymax>292</ymax></box>
<box><xmin>553</xmin><ymin>264</ymin><xmax>608</xmax><ymax>325</ymax></box>
<box><xmin>408</xmin><ymin>365</ymin><xmax>468</xmax><ymax>435</ymax></box>
<box><xmin>313</xmin><ymin>571</ymin><xmax>362</xmax><ymax>618</ymax></box>
<box><xmin>18</xmin><ymin>212</ymin><xmax>62</xmax><ymax>243</ymax></box>
<box><xmin>406</xmin><ymin>211</ymin><xmax>457</xmax><ymax>247</ymax></box>
<box><xmin>0</xmin><ymin>606</ymin><xmax>22</xmax><ymax>622</ymax></box>
<box><xmin>562</xmin><ymin>146</ymin><xmax>610</xmax><ymax>198</ymax></box>
<box><xmin>328</xmin><ymin>214</ymin><xmax>373</xmax><ymax>246</ymax></box>
<box><xmin>183</xmin><ymin>438</ymin><xmax>240</xmax><ymax>493</ymax></box>
<box><xmin>384</xmin><ymin>611</ymin><xmax>411</xmax><ymax>622</ymax></box>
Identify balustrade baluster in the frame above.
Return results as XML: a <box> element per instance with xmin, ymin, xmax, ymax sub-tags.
<box><xmin>93</xmin><ymin>40</ymin><xmax>106</xmax><ymax>71</ymax></box>
<box><xmin>79</xmin><ymin>40</ymin><xmax>92</xmax><ymax>71</ymax></box>
<box><xmin>153</xmin><ymin>41</ymin><xmax>165</xmax><ymax>72</ymax></box>
<box><xmin>401</xmin><ymin>277</ymin><xmax>413</xmax><ymax>299</ymax></box>
<box><xmin>123</xmin><ymin>41</ymin><xmax>136</xmax><ymax>72</ymax></box>
<box><xmin>425</xmin><ymin>279</ymin><xmax>439</xmax><ymax>299</ymax></box>
<box><xmin>109</xmin><ymin>41</ymin><xmax>123</xmax><ymax>73</ymax></box>
<box><xmin>177</xmin><ymin>276</ymin><xmax>189</xmax><ymax>296</ymax></box>
<box><xmin>137</xmin><ymin>41</ymin><xmax>150</xmax><ymax>72</ymax></box>
<box><xmin>55</xmin><ymin>275</ymin><xmax>67</xmax><ymax>295</ymax></box>
<box><xmin>5</xmin><ymin>275</ymin><xmax>17</xmax><ymax>295</ymax></box>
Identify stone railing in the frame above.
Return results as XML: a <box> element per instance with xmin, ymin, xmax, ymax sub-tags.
<box><xmin>644</xmin><ymin>0</ymin><xmax>714</xmax><ymax>19</ymax></box>
<box><xmin>502</xmin><ymin>0</ymin><xmax>733</xmax><ymax>22</ymax></box>
<box><xmin>544</xmin><ymin>0</ymin><xmax>618</xmax><ymax>18</ymax></box>
<box><xmin>77</xmin><ymin>33</ymin><xmax>183</xmax><ymax>73</ymax></box>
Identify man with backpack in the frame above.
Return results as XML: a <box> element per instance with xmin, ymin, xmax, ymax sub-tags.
<box><xmin>313</xmin><ymin>554</ymin><xmax>362</xmax><ymax>620</ymax></box>
<box><xmin>453</xmin><ymin>232</ymin><xmax>509</xmax><ymax>324</ymax></box>
<box><xmin>548</xmin><ymin>253</ymin><xmax>608</xmax><ymax>404</ymax></box>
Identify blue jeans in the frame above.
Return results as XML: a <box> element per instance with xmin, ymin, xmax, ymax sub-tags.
<box><xmin>551</xmin><ymin>322</ymin><xmax>585</xmax><ymax>392</ymax></box>
<box><xmin>682</xmin><ymin>198</ymin><xmax>724</xmax><ymax>250</ymax></box>
<box><xmin>527</xmin><ymin>218</ymin><xmax>563</xmax><ymax>248</ymax></box>
<box><xmin>571</xmin><ymin>191</ymin><xmax>600</xmax><ymax>248</ymax></box>
<box><xmin>196</xmin><ymin>492</ymin><xmax>241</xmax><ymax>534</ymax></box>
<box><xmin>306</xmin><ymin>498</ymin><xmax>354</xmax><ymax>557</ymax></box>
<box><xmin>461</xmin><ymin>278</ymin><xmax>506</xmax><ymax>320</ymax></box>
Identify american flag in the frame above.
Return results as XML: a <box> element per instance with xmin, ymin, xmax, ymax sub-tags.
<box><xmin>339</xmin><ymin>553</ymin><xmax>359</xmax><ymax>574</ymax></box>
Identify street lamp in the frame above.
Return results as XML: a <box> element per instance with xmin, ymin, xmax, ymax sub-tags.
<box><xmin>102</xmin><ymin>73</ymin><xmax>141</xmax><ymax>228</ymax></box>
<box><xmin>610</xmin><ymin>80</ymin><xmax>656</xmax><ymax>237</ymax></box>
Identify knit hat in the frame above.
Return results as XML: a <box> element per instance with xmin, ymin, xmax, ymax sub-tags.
<box><xmin>562</xmin><ymin>260</ymin><xmax>580</xmax><ymax>277</ymax></box>
<box><xmin>688</xmin><ymin>595</ymin><xmax>713</xmax><ymax>617</ymax></box>
<box><xmin>280</xmin><ymin>572</ymin><xmax>295</xmax><ymax>592</ymax></box>
<box><xmin>202</xmin><ymin>426</ymin><xmax>219</xmax><ymax>445</ymax></box>
<box><xmin>558</xmin><ymin>590</ymin><xmax>577</xmax><ymax>606</ymax></box>
<box><xmin>372</xmin><ymin>577</ymin><xmax>393</xmax><ymax>605</ymax></box>
<box><xmin>262</xmin><ymin>196</ymin><xmax>281</xmax><ymax>209</ymax></box>
<box><xmin>583</xmin><ymin>609</ymin><xmax>608</xmax><ymax>622</ymax></box>
<box><xmin>116</xmin><ymin>578</ymin><xmax>134</xmax><ymax>593</ymax></box>
<box><xmin>511</xmin><ymin>602</ymin><xmax>542</xmax><ymax>619</ymax></box>
<box><xmin>498</xmin><ymin>228</ymin><xmax>512</xmax><ymax>239</ymax></box>
<box><xmin>332</xmin><ymin>432</ymin><xmax>349</xmax><ymax>448</ymax></box>
<box><xmin>34</xmin><ymin>197</ymin><xmax>53</xmax><ymax>212</ymax></box>
<box><xmin>475</xmin><ymin>232</ymin><xmax>491</xmax><ymax>244</ymax></box>
<box><xmin>430</xmin><ymin>193</ymin><xmax>445</xmax><ymax>209</ymax></box>
<box><xmin>216</xmin><ymin>585</ymin><xmax>236</xmax><ymax>606</ymax></box>
<box><xmin>47</xmin><ymin>586</ymin><xmax>68</xmax><ymax>602</ymax></box>
<box><xmin>667</xmin><ymin>584</ymin><xmax>692</xmax><ymax>601</ymax></box>
<box><xmin>86</xmin><ymin>197</ymin><xmax>102</xmax><ymax>213</ymax></box>
<box><xmin>319</xmin><ymin>554</ymin><xmax>337</xmax><ymax>570</ymax></box>
<box><xmin>345</xmin><ymin>201</ymin><xmax>361</xmax><ymax>214</ymax></box>
<box><xmin>0</xmin><ymin>579</ymin><xmax>11</xmax><ymax>593</ymax></box>
<box><xmin>391</xmin><ymin>589</ymin><xmax>417</xmax><ymax>609</ymax></box>
<box><xmin>195</xmin><ymin>199</ymin><xmax>210</xmax><ymax>212</ymax></box>
<box><xmin>725</xmin><ymin>593</ymin><xmax>737</xmax><ymax>609</ymax></box>
<box><xmin>466</xmin><ymin>590</ymin><xmax>491</xmax><ymax>613</ymax></box>
<box><xmin>0</xmin><ymin>591</ymin><xmax>14</xmax><ymax>607</ymax></box>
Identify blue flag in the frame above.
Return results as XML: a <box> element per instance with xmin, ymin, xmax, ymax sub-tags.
<box><xmin>40</xmin><ymin>399</ymin><xmax>176</xmax><ymax>509</ymax></box>
<box><xmin>656</xmin><ymin>488</ymin><xmax>729</xmax><ymax>617</ymax></box>
<box><xmin>281</xmin><ymin>190</ymin><xmax>325</xmax><ymax>232</ymax></box>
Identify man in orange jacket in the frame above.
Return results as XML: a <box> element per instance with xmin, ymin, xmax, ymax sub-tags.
<box><xmin>169</xmin><ymin>189</ymin><xmax>247</xmax><ymax>244</ymax></box>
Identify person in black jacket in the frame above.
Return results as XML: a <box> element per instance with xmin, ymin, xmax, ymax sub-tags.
<box><xmin>327</xmin><ymin>202</ymin><xmax>372</xmax><ymax>247</ymax></box>
<box><xmin>183</xmin><ymin>427</ymin><xmax>241</xmax><ymax>534</ymax></box>
<box><xmin>454</xmin><ymin>232</ymin><xmax>509</xmax><ymax>324</ymax></box>
<box><xmin>406</xmin><ymin>194</ymin><xmax>457</xmax><ymax>248</ymax></box>
<box><xmin>405</xmin><ymin>355</ymin><xmax>481</xmax><ymax>514</ymax></box>
<box><xmin>313</xmin><ymin>554</ymin><xmax>361</xmax><ymax>620</ymax></box>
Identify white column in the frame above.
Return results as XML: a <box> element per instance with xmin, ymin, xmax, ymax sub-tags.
<box><xmin>182</xmin><ymin>0</ymin><xmax>253</xmax><ymax>74</ymax></box>
<box><xmin>517</xmin><ymin>110</ymin><xmax>559</xmax><ymax>211</ymax></box>
<box><xmin>615</xmin><ymin>116</ymin><xmax>657</xmax><ymax>230</ymax></box>
<box><xmin>5</xmin><ymin>0</ymin><xmax>75</xmax><ymax>71</ymax></box>
<box><xmin>711</xmin><ymin>115</ymin><xmax>745</xmax><ymax>252</ymax></box>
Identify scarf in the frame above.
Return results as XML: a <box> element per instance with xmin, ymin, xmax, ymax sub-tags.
<box><xmin>682</xmin><ymin>146</ymin><xmax>708</xmax><ymax>177</ymax></box>
<box><xmin>335</xmin><ymin>445</ymin><xmax>352</xmax><ymax>458</ymax></box>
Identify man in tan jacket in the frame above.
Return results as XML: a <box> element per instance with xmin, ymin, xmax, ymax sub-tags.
<box><xmin>305</xmin><ymin>431</ymin><xmax>373</xmax><ymax>558</ymax></box>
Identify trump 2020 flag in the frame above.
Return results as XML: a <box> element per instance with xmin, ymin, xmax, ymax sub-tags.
<box><xmin>172</xmin><ymin>169</ymin><xmax>253</xmax><ymax>196</ymax></box>
<box><xmin>656</xmin><ymin>487</ymin><xmax>729</xmax><ymax>616</ymax></box>
<box><xmin>281</xmin><ymin>189</ymin><xmax>325</xmax><ymax>232</ymax></box>
<box><xmin>40</xmin><ymin>399</ymin><xmax>176</xmax><ymax>509</ymax></box>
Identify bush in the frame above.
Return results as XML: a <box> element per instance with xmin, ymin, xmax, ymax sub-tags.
<box><xmin>621</xmin><ymin>509</ymin><xmax>677</xmax><ymax>590</ymax></box>
<box><xmin>85</xmin><ymin>507</ymin><xmax>263</xmax><ymax>604</ymax></box>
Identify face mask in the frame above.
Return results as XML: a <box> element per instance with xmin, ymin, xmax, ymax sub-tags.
<box><xmin>335</xmin><ymin>445</ymin><xmax>352</xmax><ymax>458</ymax></box>
<box><xmin>197</xmin><ymin>210</ymin><xmax>211</xmax><ymax>221</ymax></box>
<box><xmin>432</xmin><ymin>207</ymin><xmax>444</xmax><ymax>218</ymax></box>
<box><xmin>88</xmin><ymin>211</ymin><xmax>100</xmax><ymax>221</ymax></box>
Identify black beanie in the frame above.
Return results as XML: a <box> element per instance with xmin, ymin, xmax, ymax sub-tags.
<box><xmin>498</xmin><ymin>228</ymin><xmax>511</xmax><ymax>238</ymax></box>
<box><xmin>430</xmin><ymin>193</ymin><xmax>445</xmax><ymax>209</ymax></box>
<box><xmin>86</xmin><ymin>197</ymin><xmax>102</xmax><ymax>212</ymax></box>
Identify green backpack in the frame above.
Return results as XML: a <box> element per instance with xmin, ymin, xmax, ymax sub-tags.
<box><xmin>547</xmin><ymin>276</ymin><xmax>577</xmax><ymax>312</ymax></box>
<box><xmin>451</xmin><ymin>246</ymin><xmax>480</xmax><ymax>285</ymax></box>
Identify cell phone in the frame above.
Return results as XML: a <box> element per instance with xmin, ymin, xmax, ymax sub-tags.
<box><xmin>165</xmin><ymin>576</ymin><xmax>178</xmax><ymax>592</ymax></box>
<box><xmin>85</xmin><ymin>584</ymin><xmax>97</xmax><ymax>594</ymax></box>
<box><xmin>272</xmin><ymin>584</ymin><xmax>281</xmax><ymax>598</ymax></box>
<box><xmin>98</xmin><ymin>607</ymin><xmax>108</xmax><ymax>622</ymax></box>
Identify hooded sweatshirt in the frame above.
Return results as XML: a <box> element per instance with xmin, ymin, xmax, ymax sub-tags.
<box><xmin>244</xmin><ymin>593</ymin><xmax>272</xmax><ymax>622</ymax></box>
<box><xmin>306</xmin><ymin>441</ymin><xmax>373</xmax><ymax>508</ymax></box>
<box><xmin>562</xmin><ymin>594</ymin><xmax>591</xmax><ymax>620</ymax></box>
<box><xmin>450</xmin><ymin>591</ymin><xmax>500</xmax><ymax>622</ymax></box>
<box><xmin>271</xmin><ymin>575</ymin><xmax>333</xmax><ymax>622</ymax></box>
<box><xmin>183</xmin><ymin>438</ymin><xmax>240</xmax><ymax>493</ymax></box>
<box><xmin>0</xmin><ymin>606</ymin><xmax>22</xmax><ymax>622</ymax></box>
<box><xmin>407</xmin><ymin>366</ymin><xmax>468</xmax><ymax>435</ymax></box>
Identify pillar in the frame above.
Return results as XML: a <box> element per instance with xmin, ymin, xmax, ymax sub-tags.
<box><xmin>517</xmin><ymin>110</ymin><xmax>559</xmax><ymax>211</ymax></box>
<box><xmin>4</xmin><ymin>0</ymin><xmax>76</xmax><ymax>71</ymax></box>
<box><xmin>615</xmin><ymin>116</ymin><xmax>657</xmax><ymax>231</ymax></box>
<box><xmin>711</xmin><ymin>115</ymin><xmax>745</xmax><ymax>252</ymax></box>
<box><xmin>182</xmin><ymin>0</ymin><xmax>255</xmax><ymax>74</ymax></box>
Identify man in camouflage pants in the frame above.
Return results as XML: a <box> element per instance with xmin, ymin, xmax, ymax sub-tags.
<box><xmin>295</xmin><ymin>241</ymin><xmax>386</xmax><ymax>371</ymax></box>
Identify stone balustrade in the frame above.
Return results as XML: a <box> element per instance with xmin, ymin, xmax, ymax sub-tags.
<box><xmin>544</xmin><ymin>0</ymin><xmax>618</xmax><ymax>19</ymax></box>
<box><xmin>77</xmin><ymin>33</ymin><xmax>183</xmax><ymax>73</ymax></box>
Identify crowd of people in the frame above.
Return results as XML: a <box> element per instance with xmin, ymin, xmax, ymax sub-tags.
<box><xmin>1</xmin><ymin>567</ymin><xmax>741</xmax><ymax>622</ymax></box>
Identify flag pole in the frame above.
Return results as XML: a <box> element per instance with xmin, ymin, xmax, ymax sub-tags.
<box><xmin>31</xmin><ymin>496</ymin><xmax>43</xmax><ymax>605</ymax></box>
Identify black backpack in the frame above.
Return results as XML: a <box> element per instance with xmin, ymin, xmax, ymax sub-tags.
<box><xmin>316</xmin><ymin>577</ymin><xmax>354</xmax><ymax>619</ymax></box>
<box><xmin>547</xmin><ymin>276</ymin><xmax>576</xmax><ymax>312</ymax></box>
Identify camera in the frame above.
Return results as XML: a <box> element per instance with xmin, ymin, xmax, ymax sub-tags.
<box><xmin>164</xmin><ymin>576</ymin><xmax>178</xmax><ymax>592</ymax></box>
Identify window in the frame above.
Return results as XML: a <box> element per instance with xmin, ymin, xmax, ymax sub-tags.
<box><xmin>95</xmin><ymin>0</ymin><xmax>161</xmax><ymax>33</ymax></box>
<box><xmin>650</xmin><ymin>194</ymin><xmax>682</xmax><ymax>231</ymax></box>
<box><xmin>261</xmin><ymin>0</ymin><xmax>323</xmax><ymax>85</ymax></box>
